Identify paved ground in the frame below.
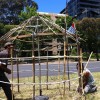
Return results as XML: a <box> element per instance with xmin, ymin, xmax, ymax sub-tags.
<box><xmin>7</xmin><ymin>60</ymin><xmax>100</xmax><ymax>78</ymax></box>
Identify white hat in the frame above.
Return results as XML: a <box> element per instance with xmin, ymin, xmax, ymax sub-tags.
<box><xmin>4</xmin><ymin>42</ymin><xmax>13</xmax><ymax>48</ymax></box>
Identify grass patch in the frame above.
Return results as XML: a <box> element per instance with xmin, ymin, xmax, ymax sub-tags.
<box><xmin>0</xmin><ymin>72</ymin><xmax>100</xmax><ymax>100</ymax></box>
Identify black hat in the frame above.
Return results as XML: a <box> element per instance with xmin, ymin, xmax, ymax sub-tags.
<box><xmin>4</xmin><ymin>42</ymin><xmax>13</xmax><ymax>48</ymax></box>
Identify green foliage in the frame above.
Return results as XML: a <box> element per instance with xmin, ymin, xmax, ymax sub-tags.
<box><xmin>96</xmin><ymin>18</ymin><xmax>100</xmax><ymax>30</ymax></box>
<box><xmin>0</xmin><ymin>23</ymin><xmax>4</xmax><ymax>28</ymax></box>
<box><xmin>0</xmin><ymin>0</ymin><xmax>38</xmax><ymax>24</ymax></box>
<box><xmin>66</xmin><ymin>16</ymin><xmax>76</xmax><ymax>27</ymax></box>
<box><xmin>55</xmin><ymin>16</ymin><xmax>77</xmax><ymax>30</ymax></box>
<box><xmin>0</xmin><ymin>23</ymin><xmax>17</xmax><ymax>36</ymax></box>
<box><xmin>71</xmin><ymin>47</ymin><xmax>77</xmax><ymax>56</ymax></box>
<box><xmin>82</xmin><ymin>52</ymin><xmax>90</xmax><ymax>58</ymax></box>
<box><xmin>76</xmin><ymin>18</ymin><xmax>100</xmax><ymax>60</ymax></box>
<box><xmin>19</xmin><ymin>6</ymin><xmax>38</xmax><ymax>21</ymax></box>
<box><xmin>0</xmin><ymin>0</ymin><xmax>24</xmax><ymax>24</ymax></box>
<box><xmin>4</xmin><ymin>25</ymin><xmax>17</xmax><ymax>32</ymax></box>
<box><xmin>55</xmin><ymin>17</ymin><xmax>65</xmax><ymax>28</ymax></box>
<box><xmin>0</xmin><ymin>23</ymin><xmax>5</xmax><ymax>36</ymax></box>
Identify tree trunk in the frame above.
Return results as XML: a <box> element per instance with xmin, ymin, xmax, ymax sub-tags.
<box><xmin>95</xmin><ymin>52</ymin><xmax>99</xmax><ymax>61</ymax></box>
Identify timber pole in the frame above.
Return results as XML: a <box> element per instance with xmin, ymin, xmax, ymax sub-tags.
<box><xmin>32</xmin><ymin>33</ymin><xmax>35</xmax><ymax>99</ymax></box>
<box><xmin>77</xmin><ymin>45</ymin><xmax>83</xmax><ymax>94</ymax></box>
<box><xmin>11</xmin><ymin>46</ymin><xmax>14</xmax><ymax>100</ymax></box>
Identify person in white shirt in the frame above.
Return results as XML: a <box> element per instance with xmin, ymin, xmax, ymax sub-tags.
<box><xmin>76</xmin><ymin>63</ymin><xmax>97</xmax><ymax>94</ymax></box>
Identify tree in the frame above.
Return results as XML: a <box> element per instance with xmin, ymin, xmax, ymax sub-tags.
<box><xmin>76</xmin><ymin>18</ymin><xmax>99</xmax><ymax>61</ymax></box>
<box><xmin>19</xmin><ymin>6</ymin><xmax>38</xmax><ymax>21</ymax></box>
<box><xmin>0</xmin><ymin>23</ymin><xmax>5</xmax><ymax>36</ymax></box>
<box><xmin>95</xmin><ymin>18</ymin><xmax>100</xmax><ymax>60</ymax></box>
<box><xmin>55</xmin><ymin>16</ymin><xmax>76</xmax><ymax>29</ymax></box>
<box><xmin>0</xmin><ymin>0</ymin><xmax>38</xmax><ymax>24</ymax></box>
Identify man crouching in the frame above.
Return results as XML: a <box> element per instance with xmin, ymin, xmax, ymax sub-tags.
<box><xmin>76</xmin><ymin>63</ymin><xmax>97</xmax><ymax>94</ymax></box>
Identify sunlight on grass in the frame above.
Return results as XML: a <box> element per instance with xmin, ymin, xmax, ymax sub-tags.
<box><xmin>0</xmin><ymin>72</ymin><xmax>100</xmax><ymax>100</ymax></box>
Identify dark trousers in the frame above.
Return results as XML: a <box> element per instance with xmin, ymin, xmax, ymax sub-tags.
<box><xmin>0</xmin><ymin>73</ymin><xmax>12</xmax><ymax>100</ymax></box>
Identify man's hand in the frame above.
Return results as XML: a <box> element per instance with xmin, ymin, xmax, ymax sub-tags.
<box><xmin>6</xmin><ymin>68</ymin><xmax>11</xmax><ymax>74</ymax></box>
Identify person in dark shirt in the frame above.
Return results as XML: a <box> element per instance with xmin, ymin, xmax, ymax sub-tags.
<box><xmin>0</xmin><ymin>42</ymin><xmax>14</xmax><ymax>100</ymax></box>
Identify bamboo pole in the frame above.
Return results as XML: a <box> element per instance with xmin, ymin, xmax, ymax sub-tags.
<box><xmin>63</xmin><ymin>35</ymin><xmax>66</xmax><ymax>99</ymax></box>
<box><xmin>84</xmin><ymin>51</ymin><xmax>93</xmax><ymax>69</ymax></box>
<box><xmin>32</xmin><ymin>55</ymin><xmax>35</xmax><ymax>98</ymax></box>
<box><xmin>38</xmin><ymin>36</ymin><xmax>42</xmax><ymax>96</ymax></box>
<box><xmin>16</xmin><ymin>54</ymin><xmax>20</xmax><ymax>92</ymax></box>
<box><xmin>80</xmin><ymin>48</ymin><xmax>84</xmax><ymax>95</ymax></box>
<box><xmin>63</xmin><ymin>1</ymin><xmax>68</xmax><ymax>98</ymax></box>
<box><xmin>58</xmin><ymin>50</ymin><xmax>60</xmax><ymax>80</ymax></box>
<box><xmin>77</xmin><ymin>46</ymin><xmax>83</xmax><ymax>94</ymax></box>
<box><xmin>46</xmin><ymin>47</ymin><xmax>49</xmax><ymax>90</ymax></box>
<box><xmin>10</xmin><ymin>46</ymin><xmax>14</xmax><ymax>100</ymax></box>
<box><xmin>63</xmin><ymin>16</ymin><xmax>67</xmax><ymax>100</ymax></box>
<box><xmin>32</xmin><ymin>33</ymin><xmax>35</xmax><ymax>98</ymax></box>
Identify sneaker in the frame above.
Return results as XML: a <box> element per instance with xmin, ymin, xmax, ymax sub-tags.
<box><xmin>92</xmin><ymin>86</ymin><xmax>97</xmax><ymax>92</ymax></box>
<box><xmin>95</xmin><ymin>86</ymin><xmax>97</xmax><ymax>92</ymax></box>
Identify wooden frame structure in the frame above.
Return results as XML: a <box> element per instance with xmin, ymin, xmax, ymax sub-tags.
<box><xmin>0</xmin><ymin>15</ymin><xmax>83</xmax><ymax>99</ymax></box>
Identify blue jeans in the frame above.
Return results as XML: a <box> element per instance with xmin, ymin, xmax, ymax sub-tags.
<box><xmin>84</xmin><ymin>84</ymin><xmax>97</xmax><ymax>94</ymax></box>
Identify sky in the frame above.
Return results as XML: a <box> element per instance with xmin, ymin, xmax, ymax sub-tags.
<box><xmin>34</xmin><ymin>0</ymin><xmax>69</xmax><ymax>14</ymax></box>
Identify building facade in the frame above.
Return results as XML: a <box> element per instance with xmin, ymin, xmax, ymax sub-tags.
<box><xmin>61</xmin><ymin>0</ymin><xmax>100</xmax><ymax>19</ymax></box>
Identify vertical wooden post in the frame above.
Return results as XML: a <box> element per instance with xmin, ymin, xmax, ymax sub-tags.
<box><xmin>63</xmin><ymin>34</ymin><xmax>66</xmax><ymax>98</ymax></box>
<box><xmin>63</xmin><ymin>1</ymin><xmax>68</xmax><ymax>97</ymax></box>
<box><xmin>32</xmin><ymin>33</ymin><xmax>35</xmax><ymax>99</ymax></box>
<box><xmin>38</xmin><ymin>36</ymin><xmax>42</xmax><ymax>96</ymax></box>
<box><xmin>77</xmin><ymin>45</ymin><xmax>83</xmax><ymax>94</ymax></box>
<box><xmin>46</xmin><ymin>47</ymin><xmax>48</xmax><ymax>90</ymax></box>
<box><xmin>16</xmin><ymin>54</ymin><xmax>20</xmax><ymax>92</ymax></box>
<box><xmin>58</xmin><ymin>50</ymin><xmax>60</xmax><ymax>80</ymax></box>
<box><xmin>80</xmin><ymin>48</ymin><xmax>83</xmax><ymax>94</ymax></box>
<box><xmin>32</xmin><ymin>55</ymin><xmax>35</xmax><ymax>98</ymax></box>
<box><xmin>10</xmin><ymin>46</ymin><xmax>14</xmax><ymax>100</ymax></box>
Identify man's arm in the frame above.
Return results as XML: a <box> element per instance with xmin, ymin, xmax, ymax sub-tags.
<box><xmin>0</xmin><ymin>64</ymin><xmax>11</xmax><ymax>74</ymax></box>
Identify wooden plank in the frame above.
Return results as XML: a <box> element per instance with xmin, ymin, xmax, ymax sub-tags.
<box><xmin>8</xmin><ymin>33</ymin><xmax>65</xmax><ymax>40</ymax></box>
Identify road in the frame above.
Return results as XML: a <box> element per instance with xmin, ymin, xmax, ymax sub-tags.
<box><xmin>7</xmin><ymin>61</ymin><xmax>100</xmax><ymax>78</ymax></box>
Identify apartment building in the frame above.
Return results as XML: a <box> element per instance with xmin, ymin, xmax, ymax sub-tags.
<box><xmin>61</xmin><ymin>0</ymin><xmax>100</xmax><ymax>19</ymax></box>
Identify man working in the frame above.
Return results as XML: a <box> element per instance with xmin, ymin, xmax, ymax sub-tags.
<box><xmin>76</xmin><ymin>63</ymin><xmax>97</xmax><ymax>94</ymax></box>
<box><xmin>0</xmin><ymin>42</ymin><xmax>14</xmax><ymax>100</ymax></box>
